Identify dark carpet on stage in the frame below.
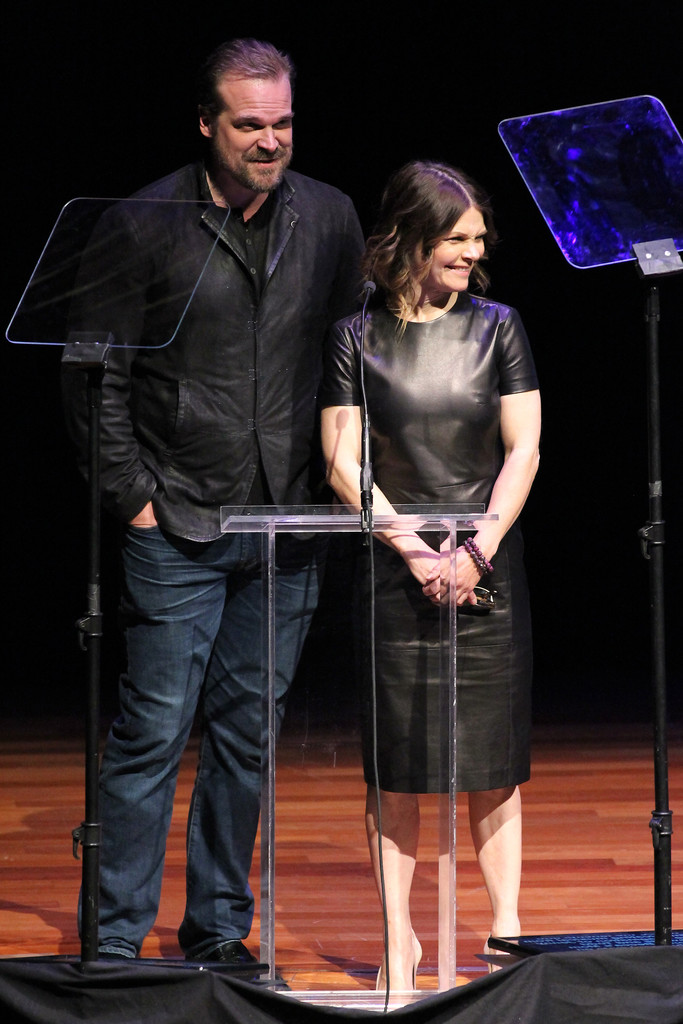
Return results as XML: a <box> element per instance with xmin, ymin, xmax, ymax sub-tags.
<box><xmin>1</xmin><ymin>947</ymin><xmax>683</xmax><ymax>1023</ymax></box>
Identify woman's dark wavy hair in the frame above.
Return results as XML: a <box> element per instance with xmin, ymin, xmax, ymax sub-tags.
<box><xmin>361</xmin><ymin>161</ymin><xmax>498</xmax><ymax>327</ymax></box>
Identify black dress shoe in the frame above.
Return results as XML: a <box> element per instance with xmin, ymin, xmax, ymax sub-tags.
<box><xmin>189</xmin><ymin>940</ymin><xmax>258</xmax><ymax>965</ymax></box>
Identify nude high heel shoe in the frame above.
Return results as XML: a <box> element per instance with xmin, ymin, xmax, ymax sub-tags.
<box><xmin>483</xmin><ymin>936</ymin><xmax>513</xmax><ymax>973</ymax></box>
<box><xmin>376</xmin><ymin>931</ymin><xmax>422</xmax><ymax>991</ymax></box>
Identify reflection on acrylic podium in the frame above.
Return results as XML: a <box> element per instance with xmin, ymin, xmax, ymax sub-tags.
<box><xmin>220</xmin><ymin>504</ymin><xmax>496</xmax><ymax>1008</ymax></box>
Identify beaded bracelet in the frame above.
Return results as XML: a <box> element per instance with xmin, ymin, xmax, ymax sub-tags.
<box><xmin>464</xmin><ymin>537</ymin><xmax>494</xmax><ymax>576</ymax></box>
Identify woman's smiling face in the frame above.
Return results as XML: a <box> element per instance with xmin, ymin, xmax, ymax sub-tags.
<box><xmin>420</xmin><ymin>207</ymin><xmax>487</xmax><ymax>302</ymax></box>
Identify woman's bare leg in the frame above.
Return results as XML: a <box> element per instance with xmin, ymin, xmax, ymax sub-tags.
<box><xmin>468</xmin><ymin>785</ymin><xmax>522</xmax><ymax>942</ymax></box>
<box><xmin>366</xmin><ymin>786</ymin><xmax>422</xmax><ymax>990</ymax></box>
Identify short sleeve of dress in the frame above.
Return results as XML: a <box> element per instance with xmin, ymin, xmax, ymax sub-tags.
<box><xmin>496</xmin><ymin>306</ymin><xmax>539</xmax><ymax>396</ymax></box>
<box><xmin>320</xmin><ymin>313</ymin><xmax>363</xmax><ymax>407</ymax></box>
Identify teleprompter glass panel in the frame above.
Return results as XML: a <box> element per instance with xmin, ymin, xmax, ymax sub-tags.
<box><xmin>499</xmin><ymin>95</ymin><xmax>683</xmax><ymax>268</ymax></box>
<box><xmin>6</xmin><ymin>198</ymin><xmax>230</xmax><ymax>347</ymax></box>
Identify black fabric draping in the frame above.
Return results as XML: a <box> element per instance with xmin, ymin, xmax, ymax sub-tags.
<box><xmin>1</xmin><ymin>947</ymin><xmax>683</xmax><ymax>1024</ymax></box>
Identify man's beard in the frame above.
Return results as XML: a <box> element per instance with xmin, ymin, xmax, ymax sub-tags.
<box><xmin>215</xmin><ymin>143</ymin><xmax>293</xmax><ymax>195</ymax></box>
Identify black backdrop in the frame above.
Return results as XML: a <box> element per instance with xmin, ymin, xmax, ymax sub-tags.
<box><xmin>2</xmin><ymin>1</ymin><xmax>682</xmax><ymax>727</ymax></box>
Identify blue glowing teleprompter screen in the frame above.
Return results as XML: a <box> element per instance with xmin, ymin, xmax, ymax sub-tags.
<box><xmin>498</xmin><ymin>95</ymin><xmax>683</xmax><ymax>269</ymax></box>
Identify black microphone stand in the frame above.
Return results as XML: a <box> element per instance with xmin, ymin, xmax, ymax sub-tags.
<box><xmin>360</xmin><ymin>415</ymin><xmax>374</xmax><ymax>540</ymax></box>
<box><xmin>359</xmin><ymin>281</ymin><xmax>376</xmax><ymax>542</ymax></box>
<box><xmin>61</xmin><ymin>332</ymin><xmax>113</xmax><ymax>962</ymax></box>
<box><xmin>357</xmin><ymin>279</ymin><xmax>393</xmax><ymax>1007</ymax></box>
<box><xmin>633</xmin><ymin>238</ymin><xmax>683</xmax><ymax>945</ymax></box>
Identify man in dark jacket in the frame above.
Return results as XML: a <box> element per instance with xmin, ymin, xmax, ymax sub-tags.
<box><xmin>62</xmin><ymin>38</ymin><xmax>364</xmax><ymax>964</ymax></box>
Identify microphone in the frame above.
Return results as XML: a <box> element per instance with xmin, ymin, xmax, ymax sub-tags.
<box><xmin>359</xmin><ymin>281</ymin><xmax>376</xmax><ymax>541</ymax></box>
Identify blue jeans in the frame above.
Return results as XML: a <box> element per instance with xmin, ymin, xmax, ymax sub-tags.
<box><xmin>95</xmin><ymin>526</ymin><xmax>323</xmax><ymax>959</ymax></box>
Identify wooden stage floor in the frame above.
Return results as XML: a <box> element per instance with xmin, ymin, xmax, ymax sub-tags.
<box><xmin>1</xmin><ymin>716</ymin><xmax>681</xmax><ymax>995</ymax></box>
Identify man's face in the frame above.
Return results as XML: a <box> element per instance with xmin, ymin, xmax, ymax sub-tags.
<box><xmin>200</xmin><ymin>74</ymin><xmax>293</xmax><ymax>195</ymax></box>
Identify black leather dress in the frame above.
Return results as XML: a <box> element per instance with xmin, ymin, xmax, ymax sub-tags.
<box><xmin>321</xmin><ymin>294</ymin><xmax>539</xmax><ymax>793</ymax></box>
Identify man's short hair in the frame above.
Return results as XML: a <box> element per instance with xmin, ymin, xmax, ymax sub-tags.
<box><xmin>197</xmin><ymin>38</ymin><xmax>295</xmax><ymax>125</ymax></box>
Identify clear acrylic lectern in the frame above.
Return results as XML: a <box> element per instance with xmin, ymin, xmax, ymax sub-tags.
<box><xmin>220</xmin><ymin>503</ymin><xmax>496</xmax><ymax>1007</ymax></box>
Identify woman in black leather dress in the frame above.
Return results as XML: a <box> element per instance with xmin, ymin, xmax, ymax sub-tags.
<box><xmin>321</xmin><ymin>161</ymin><xmax>541</xmax><ymax>990</ymax></box>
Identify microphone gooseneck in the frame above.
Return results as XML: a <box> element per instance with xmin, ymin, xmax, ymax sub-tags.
<box><xmin>359</xmin><ymin>280</ymin><xmax>375</xmax><ymax>541</ymax></box>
